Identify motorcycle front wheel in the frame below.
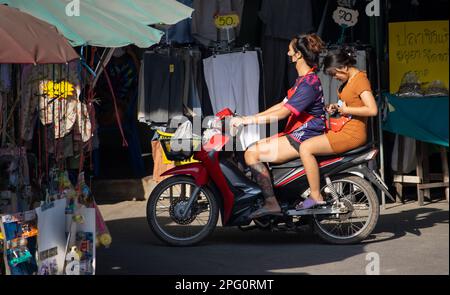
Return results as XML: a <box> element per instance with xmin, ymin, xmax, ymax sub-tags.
<box><xmin>146</xmin><ymin>175</ymin><xmax>219</xmax><ymax>246</ymax></box>
<box><xmin>313</xmin><ymin>175</ymin><xmax>379</xmax><ymax>244</ymax></box>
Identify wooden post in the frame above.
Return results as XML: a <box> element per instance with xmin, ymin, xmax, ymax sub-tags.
<box><xmin>422</xmin><ymin>142</ymin><xmax>431</xmax><ymax>201</ymax></box>
<box><xmin>395</xmin><ymin>135</ymin><xmax>404</xmax><ymax>203</ymax></box>
<box><xmin>441</xmin><ymin>147</ymin><xmax>449</xmax><ymax>203</ymax></box>
<box><xmin>416</xmin><ymin>141</ymin><xmax>425</xmax><ymax>206</ymax></box>
<box><xmin>395</xmin><ymin>182</ymin><xmax>403</xmax><ymax>203</ymax></box>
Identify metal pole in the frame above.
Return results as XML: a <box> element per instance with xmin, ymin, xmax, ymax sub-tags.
<box><xmin>92</xmin><ymin>48</ymin><xmax>116</xmax><ymax>89</ymax></box>
<box><xmin>376</xmin><ymin>0</ymin><xmax>388</xmax><ymax>210</ymax></box>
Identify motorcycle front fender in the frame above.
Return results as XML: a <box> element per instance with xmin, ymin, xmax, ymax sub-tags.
<box><xmin>161</xmin><ymin>163</ymin><xmax>209</xmax><ymax>187</ymax></box>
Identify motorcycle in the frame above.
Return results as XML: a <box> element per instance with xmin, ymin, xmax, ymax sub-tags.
<box><xmin>146</xmin><ymin>108</ymin><xmax>394</xmax><ymax>246</ymax></box>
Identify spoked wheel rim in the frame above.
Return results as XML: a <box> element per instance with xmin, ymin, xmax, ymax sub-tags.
<box><xmin>152</xmin><ymin>181</ymin><xmax>214</xmax><ymax>242</ymax></box>
<box><xmin>314</xmin><ymin>178</ymin><xmax>374</xmax><ymax>241</ymax></box>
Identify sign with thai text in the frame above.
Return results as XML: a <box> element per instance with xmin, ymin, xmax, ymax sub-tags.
<box><xmin>389</xmin><ymin>21</ymin><xmax>449</xmax><ymax>93</ymax></box>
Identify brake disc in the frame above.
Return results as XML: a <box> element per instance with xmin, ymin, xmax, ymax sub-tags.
<box><xmin>169</xmin><ymin>198</ymin><xmax>197</xmax><ymax>225</ymax></box>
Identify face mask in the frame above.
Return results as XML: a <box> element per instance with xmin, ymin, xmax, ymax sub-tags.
<box><xmin>290</xmin><ymin>54</ymin><xmax>303</xmax><ymax>64</ymax></box>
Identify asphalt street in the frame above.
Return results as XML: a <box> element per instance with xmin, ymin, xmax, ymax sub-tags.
<box><xmin>97</xmin><ymin>198</ymin><xmax>449</xmax><ymax>275</ymax></box>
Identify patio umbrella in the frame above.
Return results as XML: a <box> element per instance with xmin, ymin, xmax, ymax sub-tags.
<box><xmin>0</xmin><ymin>4</ymin><xmax>79</xmax><ymax>64</ymax></box>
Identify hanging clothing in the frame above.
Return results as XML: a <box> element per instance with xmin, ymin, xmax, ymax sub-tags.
<box><xmin>76</xmin><ymin>101</ymin><xmax>92</xmax><ymax>143</ymax></box>
<box><xmin>38</xmin><ymin>63</ymin><xmax>81</xmax><ymax>140</ymax></box>
<box><xmin>197</xmin><ymin>49</ymin><xmax>215</xmax><ymax>117</ymax></box>
<box><xmin>29</xmin><ymin>62</ymin><xmax>93</xmax><ymax>143</ymax></box>
<box><xmin>235</xmin><ymin>0</ymin><xmax>263</xmax><ymax>47</ymax></box>
<box><xmin>20</xmin><ymin>64</ymin><xmax>80</xmax><ymax>142</ymax></box>
<box><xmin>95</xmin><ymin>52</ymin><xmax>138</xmax><ymax>131</ymax></box>
<box><xmin>141</xmin><ymin>51</ymin><xmax>185</xmax><ymax>124</ymax></box>
<box><xmin>0</xmin><ymin>92</ymin><xmax>3</xmax><ymax>130</ymax></box>
<box><xmin>191</xmin><ymin>0</ymin><xmax>244</xmax><ymax>46</ymax></box>
<box><xmin>138</xmin><ymin>48</ymin><xmax>206</xmax><ymax>125</ymax></box>
<box><xmin>259</xmin><ymin>0</ymin><xmax>315</xmax><ymax>110</ymax></box>
<box><xmin>391</xmin><ymin>135</ymin><xmax>417</xmax><ymax>174</ymax></box>
<box><xmin>137</xmin><ymin>59</ymin><xmax>146</xmax><ymax>123</ymax></box>
<box><xmin>259</xmin><ymin>0</ymin><xmax>315</xmax><ymax>40</ymax></box>
<box><xmin>38</xmin><ymin>83</ymin><xmax>78</xmax><ymax>139</ymax></box>
<box><xmin>180</xmin><ymin>49</ymin><xmax>203</xmax><ymax>117</ymax></box>
<box><xmin>167</xmin><ymin>0</ymin><xmax>195</xmax><ymax>44</ymax></box>
<box><xmin>19</xmin><ymin>65</ymin><xmax>40</xmax><ymax>142</ymax></box>
<box><xmin>203</xmin><ymin>51</ymin><xmax>261</xmax><ymax>149</ymax></box>
<box><xmin>0</xmin><ymin>64</ymin><xmax>11</xmax><ymax>93</ymax></box>
<box><xmin>261</xmin><ymin>37</ymin><xmax>298</xmax><ymax>108</ymax></box>
<box><xmin>100</xmin><ymin>55</ymin><xmax>138</xmax><ymax>101</ymax></box>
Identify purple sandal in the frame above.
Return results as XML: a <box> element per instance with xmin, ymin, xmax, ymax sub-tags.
<box><xmin>295</xmin><ymin>197</ymin><xmax>326</xmax><ymax>210</ymax></box>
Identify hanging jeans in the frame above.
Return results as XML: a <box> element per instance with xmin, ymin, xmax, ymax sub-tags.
<box><xmin>203</xmin><ymin>51</ymin><xmax>261</xmax><ymax>150</ymax></box>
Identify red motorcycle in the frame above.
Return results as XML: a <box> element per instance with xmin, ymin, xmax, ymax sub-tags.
<box><xmin>146</xmin><ymin>108</ymin><xmax>393</xmax><ymax>246</ymax></box>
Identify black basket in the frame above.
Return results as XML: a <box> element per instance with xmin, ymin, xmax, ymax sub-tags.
<box><xmin>159</xmin><ymin>138</ymin><xmax>199</xmax><ymax>161</ymax></box>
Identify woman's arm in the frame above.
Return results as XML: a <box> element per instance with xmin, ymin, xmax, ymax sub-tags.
<box><xmin>339</xmin><ymin>91</ymin><xmax>378</xmax><ymax>117</ymax></box>
<box><xmin>252</xmin><ymin>101</ymin><xmax>284</xmax><ymax>117</ymax></box>
<box><xmin>236</xmin><ymin>101</ymin><xmax>285</xmax><ymax>125</ymax></box>
<box><xmin>244</xmin><ymin>105</ymin><xmax>291</xmax><ymax>125</ymax></box>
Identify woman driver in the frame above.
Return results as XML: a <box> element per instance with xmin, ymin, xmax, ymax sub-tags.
<box><xmin>231</xmin><ymin>33</ymin><xmax>326</xmax><ymax>219</ymax></box>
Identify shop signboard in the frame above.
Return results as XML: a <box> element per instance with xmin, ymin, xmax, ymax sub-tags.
<box><xmin>389</xmin><ymin>21</ymin><xmax>449</xmax><ymax>93</ymax></box>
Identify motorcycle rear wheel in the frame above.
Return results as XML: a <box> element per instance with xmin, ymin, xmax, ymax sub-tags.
<box><xmin>313</xmin><ymin>175</ymin><xmax>379</xmax><ymax>244</ymax></box>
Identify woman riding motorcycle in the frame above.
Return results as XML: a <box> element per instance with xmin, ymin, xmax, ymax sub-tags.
<box><xmin>231</xmin><ymin>33</ymin><xmax>326</xmax><ymax>219</ymax></box>
<box><xmin>296</xmin><ymin>48</ymin><xmax>378</xmax><ymax>209</ymax></box>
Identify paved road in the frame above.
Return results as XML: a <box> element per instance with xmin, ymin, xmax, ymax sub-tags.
<box><xmin>97</xmin><ymin>199</ymin><xmax>449</xmax><ymax>275</ymax></box>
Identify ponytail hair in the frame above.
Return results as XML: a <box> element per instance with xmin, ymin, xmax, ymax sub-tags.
<box><xmin>291</xmin><ymin>33</ymin><xmax>325</xmax><ymax>68</ymax></box>
<box><xmin>323</xmin><ymin>47</ymin><xmax>357</xmax><ymax>75</ymax></box>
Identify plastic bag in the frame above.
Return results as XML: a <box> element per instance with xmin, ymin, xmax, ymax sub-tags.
<box><xmin>397</xmin><ymin>72</ymin><xmax>424</xmax><ymax>97</ymax></box>
<box><xmin>172</xmin><ymin>120</ymin><xmax>193</xmax><ymax>140</ymax></box>
<box><xmin>202</xmin><ymin>128</ymin><xmax>222</xmax><ymax>146</ymax></box>
<box><xmin>423</xmin><ymin>80</ymin><xmax>449</xmax><ymax>97</ymax></box>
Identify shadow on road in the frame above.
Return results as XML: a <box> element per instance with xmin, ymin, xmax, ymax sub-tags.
<box><xmin>97</xmin><ymin>206</ymin><xmax>448</xmax><ymax>275</ymax></box>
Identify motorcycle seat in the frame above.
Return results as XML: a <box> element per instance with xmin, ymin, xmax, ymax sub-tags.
<box><xmin>335</xmin><ymin>143</ymin><xmax>374</xmax><ymax>157</ymax></box>
<box><xmin>269</xmin><ymin>143</ymin><xmax>375</xmax><ymax>169</ymax></box>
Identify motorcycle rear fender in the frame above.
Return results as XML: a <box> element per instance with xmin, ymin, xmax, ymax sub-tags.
<box><xmin>161</xmin><ymin>163</ymin><xmax>209</xmax><ymax>187</ymax></box>
<box><xmin>343</xmin><ymin>165</ymin><xmax>395</xmax><ymax>202</ymax></box>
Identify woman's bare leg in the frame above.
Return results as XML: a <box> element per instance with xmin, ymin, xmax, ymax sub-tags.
<box><xmin>299</xmin><ymin>134</ymin><xmax>336</xmax><ymax>202</ymax></box>
<box><xmin>245</xmin><ymin>136</ymin><xmax>299</xmax><ymax>214</ymax></box>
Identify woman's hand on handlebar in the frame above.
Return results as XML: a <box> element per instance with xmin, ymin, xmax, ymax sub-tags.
<box><xmin>230</xmin><ymin>116</ymin><xmax>254</xmax><ymax>128</ymax></box>
<box><xmin>230</xmin><ymin>116</ymin><xmax>244</xmax><ymax>128</ymax></box>
<box><xmin>230</xmin><ymin>116</ymin><xmax>253</xmax><ymax>136</ymax></box>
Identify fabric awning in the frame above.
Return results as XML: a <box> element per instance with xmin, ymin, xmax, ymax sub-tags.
<box><xmin>0</xmin><ymin>0</ymin><xmax>193</xmax><ymax>48</ymax></box>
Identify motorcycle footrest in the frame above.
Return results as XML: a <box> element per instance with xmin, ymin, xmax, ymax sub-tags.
<box><xmin>286</xmin><ymin>206</ymin><xmax>344</xmax><ymax>216</ymax></box>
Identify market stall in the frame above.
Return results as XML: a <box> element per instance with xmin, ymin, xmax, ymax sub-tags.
<box><xmin>0</xmin><ymin>0</ymin><xmax>193</xmax><ymax>275</ymax></box>
<box><xmin>383</xmin><ymin>20</ymin><xmax>449</xmax><ymax>206</ymax></box>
